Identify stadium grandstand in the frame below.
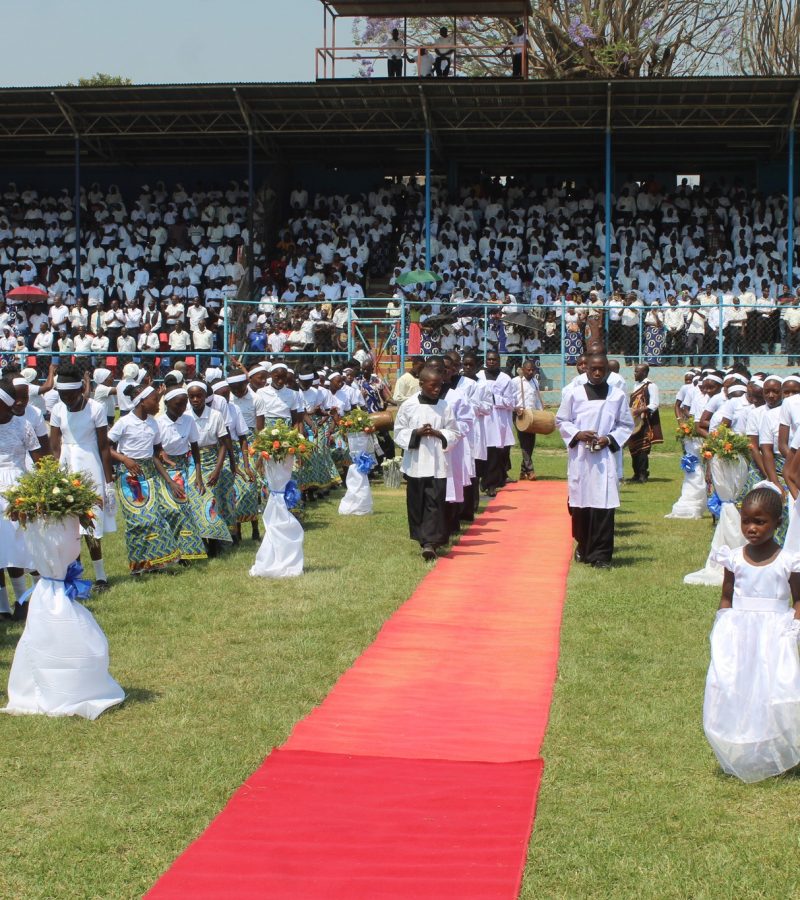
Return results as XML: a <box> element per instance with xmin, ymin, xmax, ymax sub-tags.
<box><xmin>1</xmin><ymin>4</ymin><xmax>800</xmax><ymax>401</ymax></box>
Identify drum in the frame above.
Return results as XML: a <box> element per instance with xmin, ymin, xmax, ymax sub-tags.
<box><xmin>369</xmin><ymin>407</ymin><xmax>398</xmax><ymax>431</ymax></box>
<box><xmin>515</xmin><ymin>409</ymin><xmax>555</xmax><ymax>435</ymax></box>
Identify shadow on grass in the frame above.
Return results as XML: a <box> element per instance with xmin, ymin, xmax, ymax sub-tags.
<box><xmin>609</xmin><ymin>554</ymin><xmax>656</xmax><ymax>567</ymax></box>
<box><xmin>119</xmin><ymin>687</ymin><xmax>161</xmax><ymax>707</ymax></box>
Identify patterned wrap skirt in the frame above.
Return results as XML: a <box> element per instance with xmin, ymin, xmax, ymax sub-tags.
<box><xmin>117</xmin><ymin>458</ymin><xmax>181</xmax><ymax>573</ymax></box>
<box><xmin>296</xmin><ymin>416</ymin><xmax>341</xmax><ymax>492</ymax></box>
<box><xmin>232</xmin><ymin>440</ymin><xmax>261</xmax><ymax>523</ymax></box>
<box><xmin>161</xmin><ymin>455</ymin><xmax>210</xmax><ymax>559</ymax></box>
<box><xmin>199</xmin><ymin>445</ymin><xmax>237</xmax><ymax>532</ymax></box>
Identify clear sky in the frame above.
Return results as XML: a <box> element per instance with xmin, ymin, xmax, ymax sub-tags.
<box><xmin>0</xmin><ymin>0</ymin><xmax>325</xmax><ymax>86</ymax></box>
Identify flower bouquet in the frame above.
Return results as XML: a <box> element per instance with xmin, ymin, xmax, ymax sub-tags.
<box><xmin>3</xmin><ymin>456</ymin><xmax>101</xmax><ymax>532</ymax></box>
<box><xmin>701</xmin><ymin>425</ymin><xmax>751</xmax><ymax>462</ymax></box>
<box><xmin>2</xmin><ymin>458</ymin><xmax>124</xmax><ymax>720</ymax></box>
<box><xmin>337</xmin><ymin>407</ymin><xmax>376</xmax><ymax>437</ymax></box>
<box><xmin>675</xmin><ymin>416</ymin><xmax>697</xmax><ymax>441</ymax></box>
<box><xmin>250</xmin><ymin>420</ymin><xmax>313</xmax><ymax>465</ymax></box>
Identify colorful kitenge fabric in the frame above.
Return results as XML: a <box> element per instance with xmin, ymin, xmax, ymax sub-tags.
<box><xmin>644</xmin><ymin>325</ymin><xmax>665</xmax><ymax>365</ymax></box>
<box><xmin>117</xmin><ymin>458</ymin><xmax>181</xmax><ymax>573</ymax></box>
<box><xmin>161</xmin><ymin>455</ymin><xmax>210</xmax><ymax>558</ymax></box>
<box><xmin>199</xmin><ymin>445</ymin><xmax>237</xmax><ymax>530</ymax></box>
<box><xmin>182</xmin><ymin>452</ymin><xmax>232</xmax><ymax>542</ymax></box>
<box><xmin>295</xmin><ymin>415</ymin><xmax>341</xmax><ymax>492</ymax></box>
<box><xmin>232</xmin><ymin>440</ymin><xmax>261</xmax><ymax>523</ymax></box>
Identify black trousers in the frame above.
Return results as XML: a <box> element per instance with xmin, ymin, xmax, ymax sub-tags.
<box><xmin>387</xmin><ymin>57</ymin><xmax>402</xmax><ymax>77</ymax></box>
<box><xmin>406</xmin><ymin>476</ymin><xmax>448</xmax><ymax>547</ymax></box>
<box><xmin>517</xmin><ymin>428</ymin><xmax>536</xmax><ymax>474</ymax></box>
<box><xmin>460</xmin><ymin>479</ymin><xmax>476</xmax><ymax>522</ymax></box>
<box><xmin>630</xmin><ymin>450</ymin><xmax>650</xmax><ymax>481</ymax></box>
<box><xmin>483</xmin><ymin>446</ymin><xmax>507</xmax><ymax>492</ymax></box>
<box><xmin>570</xmin><ymin>506</ymin><xmax>615</xmax><ymax>564</ymax></box>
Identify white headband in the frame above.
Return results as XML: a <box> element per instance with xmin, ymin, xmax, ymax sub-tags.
<box><xmin>329</xmin><ymin>371</ymin><xmax>342</xmax><ymax>379</ymax></box>
<box><xmin>270</xmin><ymin>363</ymin><xmax>288</xmax><ymax>373</ymax></box>
<box><xmin>728</xmin><ymin>385</ymin><xmax>746</xmax><ymax>395</ymax></box>
<box><xmin>784</xmin><ymin>376</ymin><xmax>800</xmax><ymax>386</ymax></box>
<box><xmin>750</xmin><ymin>378</ymin><xmax>764</xmax><ymax>388</ymax></box>
<box><xmin>704</xmin><ymin>374</ymin><xmax>723</xmax><ymax>385</ymax></box>
<box><xmin>164</xmin><ymin>388</ymin><xmax>188</xmax><ymax>403</ymax></box>
<box><xmin>227</xmin><ymin>373</ymin><xmax>247</xmax><ymax>384</ymax></box>
<box><xmin>212</xmin><ymin>381</ymin><xmax>229</xmax><ymax>394</ymax></box>
<box><xmin>0</xmin><ymin>388</ymin><xmax>14</xmax><ymax>407</ymax></box>
<box><xmin>187</xmin><ymin>380</ymin><xmax>208</xmax><ymax>392</ymax></box>
<box><xmin>55</xmin><ymin>379</ymin><xmax>83</xmax><ymax>390</ymax></box>
<box><xmin>168</xmin><ymin>370</ymin><xmax>185</xmax><ymax>384</ymax></box>
<box><xmin>764</xmin><ymin>375</ymin><xmax>782</xmax><ymax>385</ymax></box>
<box><xmin>731</xmin><ymin>374</ymin><xmax>749</xmax><ymax>385</ymax></box>
<box><xmin>752</xmin><ymin>480</ymin><xmax>783</xmax><ymax>496</ymax></box>
<box><xmin>12</xmin><ymin>378</ymin><xmax>28</xmax><ymax>387</ymax></box>
<box><xmin>133</xmin><ymin>386</ymin><xmax>155</xmax><ymax>406</ymax></box>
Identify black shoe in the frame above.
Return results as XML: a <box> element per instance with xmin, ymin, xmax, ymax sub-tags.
<box><xmin>421</xmin><ymin>544</ymin><xmax>436</xmax><ymax>561</ymax></box>
<box><xmin>592</xmin><ymin>560</ymin><xmax>612</xmax><ymax>569</ymax></box>
<box><xmin>486</xmin><ymin>488</ymin><xmax>497</xmax><ymax>498</ymax></box>
<box><xmin>574</xmin><ymin>548</ymin><xmax>583</xmax><ymax>563</ymax></box>
<box><xmin>93</xmin><ymin>579</ymin><xmax>110</xmax><ymax>593</ymax></box>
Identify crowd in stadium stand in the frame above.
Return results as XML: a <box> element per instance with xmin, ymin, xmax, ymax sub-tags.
<box><xmin>4</xmin><ymin>176</ymin><xmax>800</xmax><ymax>379</ymax></box>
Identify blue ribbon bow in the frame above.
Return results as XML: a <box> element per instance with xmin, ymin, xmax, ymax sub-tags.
<box><xmin>680</xmin><ymin>453</ymin><xmax>699</xmax><ymax>474</ymax></box>
<box><xmin>271</xmin><ymin>478</ymin><xmax>301</xmax><ymax>510</ymax></box>
<box><xmin>18</xmin><ymin>561</ymin><xmax>93</xmax><ymax>606</ymax></box>
<box><xmin>707</xmin><ymin>492</ymin><xmax>725</xmax><ymax>517</ymax></box>
<box><xmin>353</xmin><ymin>452</ymin><xmax>376</xmax><ymax>475</ymax></box>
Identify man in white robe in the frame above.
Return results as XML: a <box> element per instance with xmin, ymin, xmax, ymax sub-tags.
<box><xmin>477</xmin><ymin>350</ymin><xmax>516</xmax><ymax>496</ymax></box>
<box><xmin>456</xmin><ymin>351</ymin><xmax>493</xmax><ymax>520</ymax></box>
<box><xmin>556</xmin><ymin>353</ymin><xmax>634</xmax><ymax>568</ymax></box>
<box><xmin>395</xmin><ymin>366</ymin><xmax>460</xmax><ymax>560</ymax></box>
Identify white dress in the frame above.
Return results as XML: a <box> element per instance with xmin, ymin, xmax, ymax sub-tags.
<box><xmin>0</xmin><ymin>416</ymin><xmax>39</xmax><ymax>570</ymax></box>
<box><xmin>703</xmin><ymin>545</ymin><xmax>800</xmax><ymax>783</ymax></box>
<box><xmin>50</xmin><ymin>399</ymin><xmax>116</xmax><ymax>538</ymax></box>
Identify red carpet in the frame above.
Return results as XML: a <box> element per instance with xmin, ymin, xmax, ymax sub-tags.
<box><xmin>148</xmin><ymin>482</ymin><xmax>572</xmax><ymax>898</ymax></box>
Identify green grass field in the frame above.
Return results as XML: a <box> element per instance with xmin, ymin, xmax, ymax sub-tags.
<box><xmin>1</xmin><ymin>438</ymin><xmax>798</xmax><ymax>898</ymax></box>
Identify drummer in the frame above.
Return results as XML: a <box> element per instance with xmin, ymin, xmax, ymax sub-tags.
<box><xmin>511</xmin><ymin>358</ymin><xmax>544</xmax><ymax>482</ymax></box>
<box><xmin>356</xmin><ymin>359</ymin><xmax>395</xmax><ymax>461</ymax></box>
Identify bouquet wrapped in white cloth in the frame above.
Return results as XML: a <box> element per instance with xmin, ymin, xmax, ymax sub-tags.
<box><xmin>338</xmin><ymin>433</ymin><xmax>375</xmax><ymax>516</ymax></box>
<box><xmin>684</xmin><ymin>456</ymin><xmax>748</xmax><ymax>586</ymax></box>
<box><xmin>3</xmin><ymin>517</ymin><xmax>125</xmax><ymax>719</ymax></box>
<box><xmin>250</xmin><ymin>458</ymin><xmax>304</xmax><ymax>579</ymax></box>
<box><xmin>666</xmin><ymin>437</ymin><xmax>707</xmax><ymax>520</ymax></box>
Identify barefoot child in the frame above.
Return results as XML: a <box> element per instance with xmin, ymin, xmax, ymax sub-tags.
<box><xmin>704</xmin><ymin>484</ymin><xmax>800</xmax><ymax>782</ymax></box>
<box><xmin>394</xmin><ymin>365</ymin><xmax>459</xmax><ymax>561</ymax></box>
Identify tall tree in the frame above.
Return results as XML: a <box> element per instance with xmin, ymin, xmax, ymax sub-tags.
<box><xmin>738</xmin><ymin>0</ymin><xmax>800</xmax><ymax>75</ymax></box>
<box><xmin>352</xmin><ymin>2</ymin><xmax>741</xmax><ymax>79</ymax></box>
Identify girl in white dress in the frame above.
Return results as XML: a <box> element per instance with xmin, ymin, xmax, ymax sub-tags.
<box><xmin>0</xmin><ymin>377</ymin><xmax>44</xmax><ymax>618</ymax></box>
<box><xmin>704</xmin><ymin>484</ymin><xmax>800</xmax><ymax>782</ymax></box>
<box><xmin>48</xmin><ymin>364</ymin><xmax>116</xmax><ymax>592</ymax></box>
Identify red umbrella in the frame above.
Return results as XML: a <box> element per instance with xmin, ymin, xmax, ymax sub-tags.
<box><xmin>7</xmin><ymin>285</ymin><xmax>48</xmax><ymax>299</ymax></box>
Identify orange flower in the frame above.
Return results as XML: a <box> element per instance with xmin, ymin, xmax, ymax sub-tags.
<box><xmin>703</xmin><ymin>450</ymin><xmax>713</xmax><ymax>459</ymax></box>
<box><xmin>299</xmin><ymin>444</ymin><xmax>307</xmax><ymax>452</ymax></box>
<box><xmin>272</xmin><ymin>440</ymin><xmax>281</xmax><ymax>449</ymax></box>
<box><xmin>86</xmin><ymin>510</ymin><xmax>96</xmax><ymax>519</ymax></box>
<box><xmin>723</xmin><ymin>442</ymin><xmax>733</xmax><ymax>452</ymax></box>
<box><xmin>72</xmin><ymin>479</ymin><xmax>82</xmax><ymax>487</ymax></box>
<box><xmin>14</xmin><ymin>498</ymin><xmax>24</xmax><ymax>506</ymax></box>
<box><xmin>288</xmin><ymin>447</ymin><xmax>296</xmax><ymax>455</ymax></box>
<box><xmin>248</xmin><ymin>448</ymin><xmax>255</xmax><ymax>457</ymax></box>
<box><xmin>261</xmin><ymin>450</ymin><xmax>270</xmax><ymax>459</ymax></box>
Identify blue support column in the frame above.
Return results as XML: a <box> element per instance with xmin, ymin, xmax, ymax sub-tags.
<box><xmin>74</xmin><ymin>135</ymin><xmax>81</xmax><ymax>299</ymax></box>
<box><xmin>560</xmin><ymin>300</ymin><xmax>566</xmax><ymax>391</ymax></box>
<box><xmin>789</xmin><ymin>128</ymin><xmax>796</xmax><ymax>289</ymax></box>
<box><xmin>425</xmin><ymin>128</ymin><xmax>432</xmax><ymax>270</ymax></box>
<box><xmin>247</xmin><ymin>131</ymin><xmax>255</xmax><ymax>298</ymax></box>
<box><xmin>604</xmin><ymin>127</ymin><xmax>612</xmax><ymax>300</ymax></box>
<box><xmin>399</xmin><ymin>295</ymin><xmax>406</xmax><ymax>376</ymax></box>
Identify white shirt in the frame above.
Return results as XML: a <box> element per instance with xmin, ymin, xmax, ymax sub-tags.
<box><xmin>190</xmin><ymin>406</ymin><xmax>228</xmax><ymax>448</ymax></box>
<box><xmin>155</xmin><ymin>412</ymin><xmax>199</xmax><ymax>456</ymax></box>
<box><xmin>254</xmin><ymin>384</ymin><xmax>296</xmax><ymax>422</ymax></box>
<box><xmin>394</xmin><ymin>394</ymin><xmax>459</xmax><ymax>479</ymax></box>
<box><xmin>108</xmin><ymin>413</ymin><xmax>161</xmax><ymax>458</ymax></box>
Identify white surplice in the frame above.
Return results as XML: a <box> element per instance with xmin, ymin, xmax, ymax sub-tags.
<box><xmin>556</xmin><ymin>383</ymin><xmax>634</xmax><ymax>509</ymax></box>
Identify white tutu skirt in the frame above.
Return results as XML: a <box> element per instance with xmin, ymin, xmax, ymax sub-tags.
<box><xmin>3</xmin><ymin>517</ymin><xmax>124</xmax><ymax>720</ymax></box>
<box><xmin>704</xmin><ymin>606</ymin><xmax>800</xmax><ymax>782</ymax></box>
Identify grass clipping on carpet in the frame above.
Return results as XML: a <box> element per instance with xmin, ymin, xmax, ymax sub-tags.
<box><xmin>1</xmin><ymin>436</ymin><xmax>797</xmax><ymax>898</ymax></box>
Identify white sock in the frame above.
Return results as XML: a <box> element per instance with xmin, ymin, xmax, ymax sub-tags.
<box><xmin>93</xmin><ymin>559</ymin><xmax>107</xmax><ymax>581</ymax></box>
<box><xmin>0</xmin><ymin>585</ymin><xmax>10</xmax><ymax>614</ymax></box>
<box><xmin>10</xmin><ymin>575</ymin><xmax>27</xmax><ymax>603</ymax></box>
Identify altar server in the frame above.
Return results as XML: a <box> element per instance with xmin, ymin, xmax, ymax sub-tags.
<box><xmin>477</xmin><ymin>350</ymin><xmax>516</xmax><ymax>496</ymax></box>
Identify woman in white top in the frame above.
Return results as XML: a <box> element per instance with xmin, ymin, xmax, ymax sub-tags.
<box><xmin>108</xmin><ymin>383</ymin><xmax>181</xmax><ymax>574</ymax></box>
<box><xmin>0</xmin><ymin>376</ymin><xmax>43</xmax><ymax>617</ymax></box>
<box><xmin>49</xmin><ymin>364</ymin><xmax>116</xmax><ymax>592</ymax></box>
<box><xmin>186</xmin><ymin>380</ymin><xmax>235</xmax><ymax>549</ymax></box>
<box><xmin>91</xmin><ymin>367</ymin><xmax>118</xmax><ymax>428</ymax></box>
<box><xmin>208</xmin><ymin>378</ymin><xmax>260</xmax><ymax>542</ymax></box>
<box><xmin>758</xmin><ymin>376</ymin><xmax>799</xmax><ymax>546</ymax></box>
<box><xmin>154</xmin><ymin>387</ymin><xmax>211</xmax><ymax>561</ymax></box>
<box><xmin>511</xmin><ymin>358</ymin><xmax>544</xmax><ymax>481</ymax></box>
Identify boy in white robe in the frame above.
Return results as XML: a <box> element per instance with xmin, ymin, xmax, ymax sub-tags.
<box><xmin>477</xmin><ymin>350</ymin><xmax>516</xmax><ymax>496</ymax></box>
<box><xmin>556</xmin><ymin>353</ymin><xmax>634</xmax><ymax>568</ymax></box>
<box><xmin>457</xmin><ymin>351</ymin><xmax>493</xmax><ymax>519</ymax></box>
<box><xmin>395</xmin><ymin>366</ymin><xmax>460</xmax><ymax>561</ymax></box>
